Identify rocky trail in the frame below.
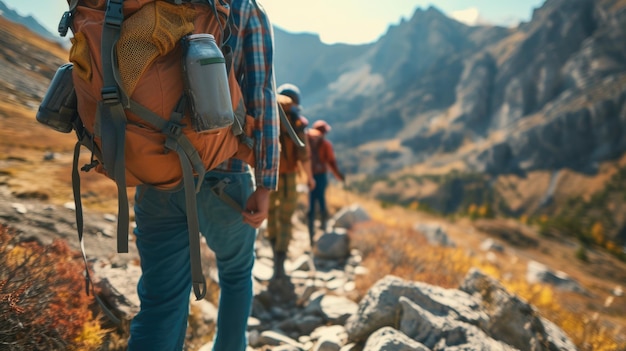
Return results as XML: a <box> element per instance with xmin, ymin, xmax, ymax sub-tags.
<box><xmin>0</xmin><ymin>182</ymin><xmax>590</xmax><ymax>351</ymax></box>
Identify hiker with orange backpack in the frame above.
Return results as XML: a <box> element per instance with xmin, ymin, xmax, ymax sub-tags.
<box><xmin>307</xmin><ymin>120</ymin><xmax>345</xmax><ymax>246</ymax></box>
<box><xmin>127</xmin><ymin>1</ymin><xmax>279</xmax><ymax>350</ymax></box>
<box><xmin>268</xmin><ymin>83</ymin><xmax>315</xmax><ymax>280</ymax></box>
<box><xmin>39</xmin><ymin>0</ymin><xmax>276</xmax><ymax>349</ymax></box>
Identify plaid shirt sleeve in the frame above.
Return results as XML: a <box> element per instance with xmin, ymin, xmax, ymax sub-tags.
<box><xmin>223</xmin><ymin>0</ymin><xmax>280</xmax><ymax>190</ymax></box>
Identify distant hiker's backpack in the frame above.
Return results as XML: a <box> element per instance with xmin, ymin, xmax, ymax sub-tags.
<box><xmin>277</xmin><ymin>94</ymin><xmax>307</xmax><ymax>173</ymax></box>
<box><xmin>308</xmin><ymin>131</ymin><xmax>326</xmax><ymax>175</ymax></box>
<box><xmin>36</xmin><ymin>0</ymin><xmax>259</xmax><ymax>306</ymax></box>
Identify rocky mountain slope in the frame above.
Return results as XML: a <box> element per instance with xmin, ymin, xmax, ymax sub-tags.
<box><xmin>270</xmin><ymin>0</ymin><xmax>626</xmax><ymax>245</ymax></box>
<box><xmin>274</xmin><ymin>0</ymin><xmax>626</xmax><ymax>179</ymax></box>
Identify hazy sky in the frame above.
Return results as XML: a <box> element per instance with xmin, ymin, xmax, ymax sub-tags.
<box><xmin>3</xmin><ymin>0</ymin><xmax>545</xmax><ymax>44</ymax></box>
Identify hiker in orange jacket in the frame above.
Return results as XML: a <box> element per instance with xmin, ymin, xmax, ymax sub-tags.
<box><xmin>306</xmin><ymin>120</ymin><xmax>344</xmax><ymax>246</ymax></box>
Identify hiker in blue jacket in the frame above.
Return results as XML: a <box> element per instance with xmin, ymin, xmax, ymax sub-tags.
<box><xmin>127</xmin><ymin>1</ymin><xmax>279</xmax><ymax>350</ymax></box>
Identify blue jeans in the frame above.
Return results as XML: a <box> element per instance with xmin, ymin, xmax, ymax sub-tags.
<box><xmin>308</xmin><ymin>172</ymin><xmax>328</xmax><ymax>228</ymax></box>
<box><xmin>128</xmin><ymin>170</ymin><xmax>255</xmax><ymax>351</ymax></box>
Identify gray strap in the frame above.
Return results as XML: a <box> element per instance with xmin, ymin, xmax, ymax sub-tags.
<box><xmin>134</xmin><ymin>97</ymin><xmax>207</xmax><ymax>300</ymax></box>
<box><xmin>68</xmin><ymin>0</ymin><xmax>79</xmax><ymax>11</ymax></box>
<box><xmin>277</xmin><ymin>102</ymin><xmax>305</xmax><ymax>148</ymax></box>
<box><xmin>169</xmin><ymin>141</ymin><xmax>207</xmax><ymax>300</ymax></box>
<box><xmin>72</xmin><ymin>142</ymin><xmax>91</xmax><ymax>296</ymax></box>
<box><xmin>99</xmin><ymin>101</ymin><xmax>130</xmax><ymax>253</ymax></box>
<box><xmin>129</xmin><ymin>99</ymin><xmax>206</xmax><ymax>193</ymax></box>
<box><xmin>72</xmin><ymin>141</ymin><xmax>123</xmax><ymax>326</ymax></box>
<box><xmin>100</xmin><ymin>0</ymin><xmax>130</xmax><ymax>253</ymax></box>
<box><xmin>210</xmin><ymin>179</ymin><xmax>244</xmax><ymax>213</ymax></box>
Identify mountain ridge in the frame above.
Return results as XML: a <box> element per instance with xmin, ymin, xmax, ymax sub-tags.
<box><xmin>269</xmin><ymin>0</ymin><xmax>626</xmax><ymax>242</ymax></box>
<box><xmin>0</xmin><ymin>1</ymin><xmax>63</xmax><ymax>43</ymax></box>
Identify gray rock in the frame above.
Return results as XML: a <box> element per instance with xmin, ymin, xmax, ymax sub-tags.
<box><xmin>315</xmin><ymin>228</ymin><xmax>350</xmax><ymax>260</ymax></box>
<box><xmin>363</xmin><ymin>327</ymin><xmax>429</xmax><ymax>351</ymax></box>
<box><xmin>345</xmin><ymin>275</ymin><xmax>487</xmax><ymax>343</ymax></box>
<box><xmin>332</xmin><ymin>205</ymin><xmax>371</xmax><ymax>230</ymax></box>
<box><xmin>415</xmin><ymin>223</ymin><xmax>455</xmax><ymax>247</ymax></box>
<box><xmin>461</xmin><ymin>268</ymin><xmax>577</xmax><ymax>351</ymax></box>
<box><xmin>398</xmin><ymin>296</ymin><xmax>517</xmax><ymax>351</ymax></box>
<box><xmin>92</xmin><ymin>262</ymin><xmax>142</xmax><ymax>321</ymax></box>
<box><xmin>480</xmin><ymin>238</ymin><xmax>504</xmax><ymax>252</ymax></box>
<box><xmin>310</xmin><ymin>325</ymin><xmax>348</xmax><ymax>349</ymax></box>
<box><xmin>257</xmin><ymin>330</ymin><xmax>303</xmax><ymax>348</ymax></box>
<box><xmin>526</xmin><ymin>260</ymin><xmax>588</xmax><ymax>295</ymax></box>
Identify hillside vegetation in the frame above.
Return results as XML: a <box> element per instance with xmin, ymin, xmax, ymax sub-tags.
<box><xmin>348</xmin><ymin>156</ymin><xmax>626</xmax><ymax>262</ymax></box>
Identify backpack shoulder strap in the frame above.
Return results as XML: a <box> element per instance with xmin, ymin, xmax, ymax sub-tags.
<box><xmin>277</xmin><ymin>101</ymin><xmax>305</xmax><ymax>148</ymax></box>
<box><xmin>99</xmin><ymin>0</ymin><xmax>130</xmax><ymax>255</ymax></box>
<box><xmin>68</xmin><ymin>0</ymin><xmax>79</xmax><ymax>10</ymax></box>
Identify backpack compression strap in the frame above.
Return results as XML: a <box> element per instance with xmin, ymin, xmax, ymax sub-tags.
<box><xmin>72</xmin><ymin>141</ymin><xmax>123</xmax><ymax>327</ymax></box>
<box><xmin>99</xmin><ymin>0</ymin><xmax>130</xmax><ymax>254</ymax></box>
<box><xmin>128</xmin><ymin>97</ymin><xmax>208</xmax><ymax>299</ymax></box>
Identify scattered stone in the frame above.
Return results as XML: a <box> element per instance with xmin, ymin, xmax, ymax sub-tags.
<box><xmin>526</xmin><ymin>260</ymin><xmax>588</xmax><ymax>295</ymax></box>
<box><xmin>103</xmin><ymin>213</ymin><xmax>117</xmax><ymax>222</ymax></box>
<box><xmin>415</xmin><ymin>222</ymin><xmax>455</xmax><ymax>247</ymax></box>
<box><xmin>481</xmin><ymin>238</ymin><xmax>505</xmax><ymax>252</ymax></box>
<box><xmin>43</xmin><ymin>151</ymin><xmax>55</xmax><ymax>161</ymax></box>
<box><xmin>315</xmin><ymin>228</ymin><xmax>350</xmax><ymax>260</ymax></box>
<box><xmin>362</xmin><ymin>327</ymin><xmax>429</xmax><ymax>351</ymax></box>
<box><xmin>11</xmin><ymin>203</ymin><xmax>27</xmax><ymax>214</ymax></box>
<box><xmin>331</xmin><ymin>205</ymin><xmax>371</xmax><ymax>230</ymax></box>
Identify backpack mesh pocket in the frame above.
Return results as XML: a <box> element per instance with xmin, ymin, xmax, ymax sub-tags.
<box><xmin>117</xmin><ymin>1</ymin><xmax>197</xmax><ymax>96</ymax></box>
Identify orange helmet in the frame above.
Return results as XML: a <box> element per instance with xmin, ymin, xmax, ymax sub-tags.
<box><xmin>312</xmin><ymin>120</ymin><xmax>331</xmax><ymax>134</ymax></box>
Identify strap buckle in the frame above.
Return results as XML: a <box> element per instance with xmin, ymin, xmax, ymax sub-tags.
<box><xmin>167</xmin><ymin>122</ymin><xmax>184</xmax><ymax>137</ymax></box>
<box><xmin>58</xmin><ymin>11</ymin><xmax>72</xmax><ymax>37</ymax></box>
<box><xmin>101</xmin><ymin>86</ymin><xmax>120</xmax><ymax>105</ymax></box>
<box><xmin>104</xmin><ymin>0</ymin><xmax>124</xmax><ymax>27</ymax></box>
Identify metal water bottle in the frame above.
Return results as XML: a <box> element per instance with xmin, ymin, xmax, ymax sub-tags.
<box><xmin>182</xmin><ymin>34</ymin><xmax>234</xmax><ymax>133</ymax></box>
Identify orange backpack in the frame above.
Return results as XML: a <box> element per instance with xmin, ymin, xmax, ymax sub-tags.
<box><xmin>277</xmin><ymin>94</ymin><xmax>307</xmax><ymax>173</ymax></box>
<box><xmin>38</xmin><ymin>0</ymin><xmax>258</xmax><ymax>304</ymax></box>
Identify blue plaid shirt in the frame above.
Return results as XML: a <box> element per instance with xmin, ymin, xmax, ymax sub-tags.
<box><xmin>216</xmin><ymin>0</ymin><xmax>280</xmax><ymax>190</ymax></box>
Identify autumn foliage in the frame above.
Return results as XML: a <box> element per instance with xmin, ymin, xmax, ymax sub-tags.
<box><xmin>0</xmin><ymin>224</ymin><xmax>106</xmax><ymax>351</ymax></box>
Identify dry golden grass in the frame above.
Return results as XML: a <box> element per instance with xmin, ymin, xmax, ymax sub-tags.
<box><xmin>0</xmin><ymin>98</ymin><xmax>126</xmax><ymax>213</ymax></box>
<box><xmin>0</xmin><ymin>17</ymin><xmax>68</xmax><ymax>61</ymax></box>
<box><xmin>323</xmin><ymin>183</ymin><xmax>626</xmax><ymax>350</ymax></box>
<box><xmin>494</xmin><ymin>171</ymin><xmax>553</xmax><ymax>213</ymax></box>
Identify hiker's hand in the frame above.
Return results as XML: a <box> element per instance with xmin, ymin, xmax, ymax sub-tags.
<box><xmin>242</xmin><ymin>187</ymin><xmax>270</xmax><ymax>228</ymax></box>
